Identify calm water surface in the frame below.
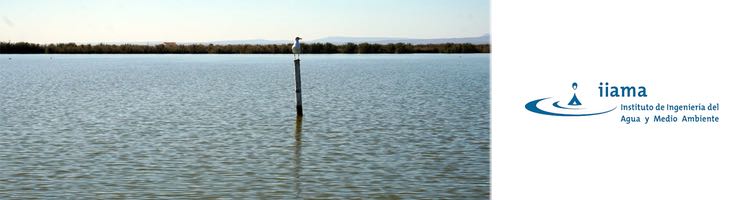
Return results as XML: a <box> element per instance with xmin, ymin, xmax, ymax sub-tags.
<box><xmin>0</xmin><ymin>54</ymin><xmax>489</xmax><ymax>199</ymax></box>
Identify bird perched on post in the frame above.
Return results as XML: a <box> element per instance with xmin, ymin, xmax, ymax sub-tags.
<box><xmin>292</xmin><ymin>37</ymin><xmax>302</xmax><ymax>60</ymax></box>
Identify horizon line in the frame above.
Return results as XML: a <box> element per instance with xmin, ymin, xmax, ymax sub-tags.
<box><xmin>2</xmin><ymin>33</ymin><xmax>491</xmax><ymax>45</ymax></box>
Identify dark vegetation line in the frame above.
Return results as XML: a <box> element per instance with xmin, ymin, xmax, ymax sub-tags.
<box><xmin>0</xmin><ymin>42</ymin><xmax>489</xmax><ymax>54</ymax></box>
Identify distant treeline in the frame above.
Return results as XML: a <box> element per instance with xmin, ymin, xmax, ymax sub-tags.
<box><xmin>0</xmin><ymin>42</ymin><xmax>489</xmax><ymax>54</ymax></box>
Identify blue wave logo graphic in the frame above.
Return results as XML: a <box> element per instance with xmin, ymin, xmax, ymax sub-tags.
<box><xmin>525</xmin><ymin>97</ymin><xmax>616</xmax><ymax>116</ymax></box>
<box><xmin>526</xmin><ymin>82</ymin><xmax>616</xmax><ymax>117</ymax></box>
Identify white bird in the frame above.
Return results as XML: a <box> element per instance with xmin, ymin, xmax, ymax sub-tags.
<box><xmin>292</xmin><ymin>37</ymin><xmax>302</xmax><ymax>60</ymax></box>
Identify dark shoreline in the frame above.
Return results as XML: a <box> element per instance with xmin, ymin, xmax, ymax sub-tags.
<box><xmin>1</xmin><ymin>42</ymin><xmax>490</xmax><ymax>54</ymax></box>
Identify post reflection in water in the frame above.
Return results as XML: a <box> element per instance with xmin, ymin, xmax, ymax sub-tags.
<box><xmin>293</xmin><ymin>116</ymin><xmax>303</xmax><ymax>198</ymax></box>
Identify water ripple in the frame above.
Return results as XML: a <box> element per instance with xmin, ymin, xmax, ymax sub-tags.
<box><xmin>0</xmin><ymin>54</ymin><xmax>488</xmax><ymax>199</ymax></box>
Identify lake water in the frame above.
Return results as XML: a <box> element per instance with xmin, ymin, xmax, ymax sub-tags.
<box><xmin>0</xmin><ymin>54</ymin><xmax>489</xmax><ymax>199</ymax></box>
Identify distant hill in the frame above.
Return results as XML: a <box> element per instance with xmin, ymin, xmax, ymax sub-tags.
<box><xmin>201</xmin><ymin>39</ymin><xmax>290</xmax><ymax>45</ymax></box>
<box><xmin>204</xmin><ymin>34</ymin><xmax>490</xmax><ymax>45</ymax></box>
<box><xmin>81</xmin><ymin>34</ymin><xmax>491</xmax><ymax>45</ymax></box>
<box><xmin>307</xmin><ymin>36</ymin><xmax>407</xmax><ymax>44</ymax></box>
<box><xmin>311</xmin><ymin>34</ymin><xmax>490</xmax><ymax>45</ymax></box>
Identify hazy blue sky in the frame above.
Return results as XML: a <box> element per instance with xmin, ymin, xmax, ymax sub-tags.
<box><xmin>0</xmin><ymin>0</ymin><xmax>489</xmax><ymax>43</ymax></box>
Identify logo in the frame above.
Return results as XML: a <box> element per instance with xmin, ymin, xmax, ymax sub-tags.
<box><xmin>525</xmin><ymin>82</ymin><xmax>616</xmax><ymax>117</ymax></box>
<box><xmin>525</xmin><ymin>81</ymin><xmax>720</xmax><ymax>125</ymax></box>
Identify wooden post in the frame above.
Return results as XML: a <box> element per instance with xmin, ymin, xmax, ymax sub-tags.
<box><xmin>294</xmin><ymin>59</ymin><xmax>303</xmax><ymax>116</ymax></box>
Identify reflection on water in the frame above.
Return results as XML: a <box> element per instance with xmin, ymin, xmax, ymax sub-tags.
<box><xmin>293</xmin><ymin>116</ymin><xmax>303</xmax><ymax>199</ymax></box>
<box><xmin>0</xmin><ymin>54</ymin><xmax>489</xmax><ymax>199</ymax></box>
